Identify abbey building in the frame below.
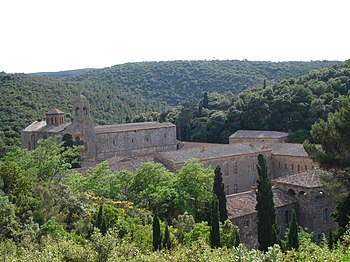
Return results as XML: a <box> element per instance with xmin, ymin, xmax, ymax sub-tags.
<box><xmin>21</xmin><ymin>95</ymin><xmax>179</xmax><ymax>161</ymax></box>
<box><xmin>21</xmin><ymin>95</ymin><xmax>336</xmax><ymax>248</ymax></box>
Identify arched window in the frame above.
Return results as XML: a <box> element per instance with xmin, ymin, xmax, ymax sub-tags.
<box><xmin>83</xmin><ymin>107</ymin><xmax>87</xmax><ymax>115</ymax></box>
<box><xmin>75</xmin><ymin>107</ymin><xmax>79</xmax><ymax>116</ymax></box>
<box><xmin>288</xmin><ymin>189</ymin><xmax>296</xmax><ymax>196</ymax></box>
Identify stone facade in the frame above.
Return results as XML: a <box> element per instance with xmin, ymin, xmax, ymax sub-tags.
<box><xmin>155</xmin><ymin>144</ymin><xmax>271</xmax><ymax>194</ymax></box>
<box><xmin>156</xmin><ymin>141</ymin><xmax>317</xmax><ymax>195</ymax></box>
<box><xmin>21</xmin><ymin>95</ymin><xmax>179</xmax><ymax>161</ymax></box>
<box><xmin>227</xmin><ymin>170</ymin><xmax>336</xmax><ymax>248</ymax></box>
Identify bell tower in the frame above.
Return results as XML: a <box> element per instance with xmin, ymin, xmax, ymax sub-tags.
<box><xmin>73</xmin><ymin>94</ymin><xmax>92</xmax><ymax>122</ymax></box>
<box><xmin>64</xmin><ymin>94</ymin><xmax>96</xmax><ymax>160</ymax></box>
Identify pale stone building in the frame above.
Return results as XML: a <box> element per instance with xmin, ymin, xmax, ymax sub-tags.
<box><xmin>227</xmin><ymin>170</ymin><xmax>336</xmax><ymax>248</ymax></box>
<box><xmin>21</xmin><ymin>95</ymin><xmax>179</xmax><ymax>161</ymax></box>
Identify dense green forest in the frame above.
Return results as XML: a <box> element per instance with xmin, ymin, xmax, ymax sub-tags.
<box><xmin>154</xmin><ymin>60</ymin><xmax>350</xmax><ymax>143</ymax></box>
<box><xmin>0</xmin><ymin>72</ymin><xmax>166</xmax><ymax>153</ymax></box>
<box><xmin>0</xmin><ymin>60</ymin><xmax>339</xmax><ymax>154</ymax></box>
<box><xmin>36</xmin><ymin>60</ymin><xmax>339</xmax><ymax>105</ymax></box>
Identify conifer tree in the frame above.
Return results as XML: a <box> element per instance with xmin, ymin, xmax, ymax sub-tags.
<box><xmin>95</xmin><ymin>204</ymin><xmax>103</xmax><ymax>228</ymax></box>
<box><xmin>255</xmin><ymin>154</ymin><xmax>277</xmax><ymax>252</ymax></box>
<box><xmin>328</xmin><ymin>230</ymin><xmax>333</xmax><ymax>250</ymax></box>
<box><xmin>210</xmin><ymin>198</ymin><xmax>221</xmax><ymax>248</ymax></box>
<box><xmin>203</xmin><ymin>92</ymin><xmax>209</xmax><ymax>108</ymax></box>
<box><xmin>152</xmin><ymin>212</ymin><xmax>162</xmax><ymax>251</ymax></box>
<box><xmin>287</xmin><ymin>209</ymin><xmax>299</xmax><ymax>251</ymax></box>
<box><xmin>213</xmin><ymin>165</ymin><xmax>228</xmax><ymax>223</ymax></box>
<box><xmin>163</xmin><ymin>223</ymin><xmax>171</xmax><ymax>250</ymax></box>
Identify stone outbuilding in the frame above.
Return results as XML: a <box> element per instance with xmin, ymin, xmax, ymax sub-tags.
<box><xmin>226</xmin><ymin>170</ymin><xmax>336</xmax><ymax>248</ymax></box>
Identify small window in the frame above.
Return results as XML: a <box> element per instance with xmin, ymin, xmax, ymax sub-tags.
<box><xmin>323</xmin><ymin>208</ymin><xmax>329</xmax><ymax>223</ymax></box>
<box><xmin>224</xmin><ymin>185</ymin><xmax>229</xmax><ymax>195</ymax></box>
<box><xmin>292</xmin><ymin>164</ymin><xmax>294</xmax><ymax>171</ymax></box>
<box><xmin>279</xmin><ymin>162</ymin><xmax>281</xmax><ymax>169</ymax></box>
<box><xmin>233</xmin><ymin>184</ymin><xmax>238</xmax><ymax>194</ymax></box>
<box><xmin>75</xmin><ymin>107</ymin><xmax>79</xmax><ymax>116</ymax></box>
<box><xmin>131</xmin><ymin>139</ymin><xmax>134</xmax><ymax>143</ymax></box>
<box><xmin>28</xmin><ymin>141</ymin><xmax>31</xmax><ymax>149</ymax></box>
<box><xmin>285</xmin><ymin>163</ymin><xmax>287</xmax><ymax>169</ymax></box>
<box><xmin>113</xmin><ymin>140</ymin><xmax>116</xmax><ymax>146</ymax></box>
<box><xmin>244</xmin><ymin>219</ymin><xmax>250</xmax><ymax>227</ymax></box>
<box><xmin>233</xmin><ymin>161</ymin><xmax>238</xmax><ymax>174</ymax></box>
<box><xmin>305</xmin><ymin>165</ymin><xmax>308</xmax><ymax>171</ymax></box>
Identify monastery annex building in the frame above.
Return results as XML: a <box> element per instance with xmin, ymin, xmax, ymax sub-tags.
<box><xmin>21</xmin><ymin>95</ymin><xmax>336</xmax><ymax>247</ymax></box>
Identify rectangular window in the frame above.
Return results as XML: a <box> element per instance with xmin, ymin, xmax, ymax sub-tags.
<box><xmin>305</xmin><ymin>165</ymin><xmax>308</xmax><ymax>171</ymax></box>
<box><xmin>244</xmin><ymin>219</ymin><xmax>250</xmax><ymax>227</ymax></box>
<box><xmin>285</xmin><ymin>163</ymin><xmax>288</xmax><ymax>169</ymax></box>
<box><xmin>233</xmin><ymin>161</ymin><xmax>238</xmax><ymax>174</ymax></box>
<box><xmin>224</xmin><ymin>185</ymin><xmax>229</xmax><ymax>195</ymax></box>
<box><xmin>323</xmin><ymin>208</ymin><xmax>329</xmax><ymax>223</ymax></box>
<box><xmin>233</xmin><ymin>184</ymin><xmax>238</xmax><ymax>194</ymax></box>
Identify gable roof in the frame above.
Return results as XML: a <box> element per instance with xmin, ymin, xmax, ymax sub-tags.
<box><xmin>94</xmin><ymin>121</ymin><xmax>175</xmax><ymax>134</ymax></box>
<box><xmin>226</xmin><ymin>188</ymin><xmax>296</xmax><ymax>219</ymax></box>
<box><xmin>229</xmin><ymin>130</ymin><xmax>289</xmax><ymax>139</ymax></box>
<box><xmin>158</xmin><ymin>143</ymin><xmax>269</xmax><ymax>164</ymax></box>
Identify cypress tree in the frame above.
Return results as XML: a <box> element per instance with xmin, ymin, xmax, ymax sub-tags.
<box><xmin>287</xmin><ymin>209</ymin><xmax>299</xmax><ymax>251</ymax></box>
<box><xmin>255</xmin><ymin>154</ymin><xmax>277</xmax><ymax>252</ymax></box>
<box><xmin>328</xmin><ymin>230</ymin><xmax>333</xmax><ymax>250</ymax></box>
<box><xmin>100</xmin><ymin>217</ymin><xmax>107</xmax><ymax>235</ymax></box>
<box><xmin>95</xmin><ymin>204</ymin><xmax>103</xmax><ymax>229</ymax></box>
<box><xmin>210</xmin><ymin>198</ymin><xmax>221</xmax><ymax>248</ymax></box>
<box><xmin>213</xmin><ymin>165</ymin><xmax>228</xmax><ymax>223</ymax></box>
<box><xmin>203</xmin><ymin>92</ymin><xmax>209</xmax><ymax>108</ymax></box>
<box><xmin>152</xmin><ymin>212</ymin><xmax>162</xmax><ymax>251</ymax></box>
<box><xmin>163</xmin><ymin>223</ymin><xmax>171</xmax><ymax>250</ymax></box>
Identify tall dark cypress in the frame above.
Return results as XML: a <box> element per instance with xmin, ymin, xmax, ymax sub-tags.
<box><xmin>287</xmin><ymin>209</ymin><xmax>299</xmax><ymax>251</ymax></box>
<box><xmin>203</xmin><ymin>92</ymin><xmax>209</xmax><ymax>108</ymax></box>
<box><xmin>152</xmin><ymin>212</ymin><xmax>162</xmax><ymax>251</ymax></box>
<box><xmin>213</xmin><ymin>165</ymin><xmax>228</xmax><ymax>223</ymax></box>
<box><xmin>210</xmin><ymin>198</ymin><xmax>221</xmax><ymax>248</ymax></box>
<box><xmin>95</xmin><ymin>204</ymin><xmax>103</xmax><ymax>228</ymax></box>
<box><xmin>163</xmin><ymin>223</ymin><xmax>171</xmax><ymax>250</ymax></box>
<box><xmin>255</xmin><ymin>154</ymin><xmax>277</xmax><ymax>252</ymax></box>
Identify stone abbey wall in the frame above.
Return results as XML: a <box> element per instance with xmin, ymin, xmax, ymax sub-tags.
<box><xmin>95</xmin><ymin>126</ymin><xmax>178</xmax><ymax>160</ymax></box>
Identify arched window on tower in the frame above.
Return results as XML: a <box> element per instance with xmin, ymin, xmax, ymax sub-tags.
<box><xmin>83</xmin><ymin>107</ymin><xmax>87</xmax><ymax>115</ymax></box>
<box><xmin>76</xmin><ymin>107</ymin><xmax>79</xmax><ymax>116</ymax></box>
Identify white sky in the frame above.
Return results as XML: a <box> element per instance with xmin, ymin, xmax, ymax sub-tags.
<box><xmin>1</xmin><ymin>0</ymin><xmax>349</xmax><ymax>73</ymax></box>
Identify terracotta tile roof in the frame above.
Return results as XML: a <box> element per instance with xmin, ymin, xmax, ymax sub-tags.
<box><xmin>23</xmin><ymin>121</ymin><xmax>71</xmax><ymax>133</ymax></box>
<box><xmin>273</xmin><ymin>170</ymin><xmax>322</xmax><ymax>188</ymax></box>
<box><xmin>180</xmin><ymin>141</ymin><xmax>225</xmax><ymax>150</ymax></box>
<box><xmin>94</xmin><ymin>122</ymin><xmax>175</xmax><ymax>134</ymax></box>
<box><xmin>226</xmin><ymin>188</ymin><xmax>296</xmax><ymax>219</ymax></box>
<box><xmin>159</xmin><ymin>144</ymin><xmax>270</xmax><ymax>164</ymax></box>
<box><xmin>46</xmin><ymin>108</ymin><xmax>64</xmax><ymax>114</ymax></box>
<box><xmin>269</xmin><ymin>143</ymin><xmax>308</xmax><ymax>157</ymax></box>
<box><xmin>229</xmin><ymin>130</ymin><xmax>289</xmax><ymax>139</ymax></box>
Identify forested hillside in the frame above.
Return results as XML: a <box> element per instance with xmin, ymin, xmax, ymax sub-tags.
<box><xmin>153</xmin><ymin>60</ymin><xmax>350</xmax><ymax>143</ymax></box>
<box><xmin>0</xmin><ymin>72</ymin><xmax>166</xmax><ymax>153</ymax></box>
<box><xmin>39</xmin><ymin>60</ymin><xmax>339</xmax><ymax>105</ymax></box>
